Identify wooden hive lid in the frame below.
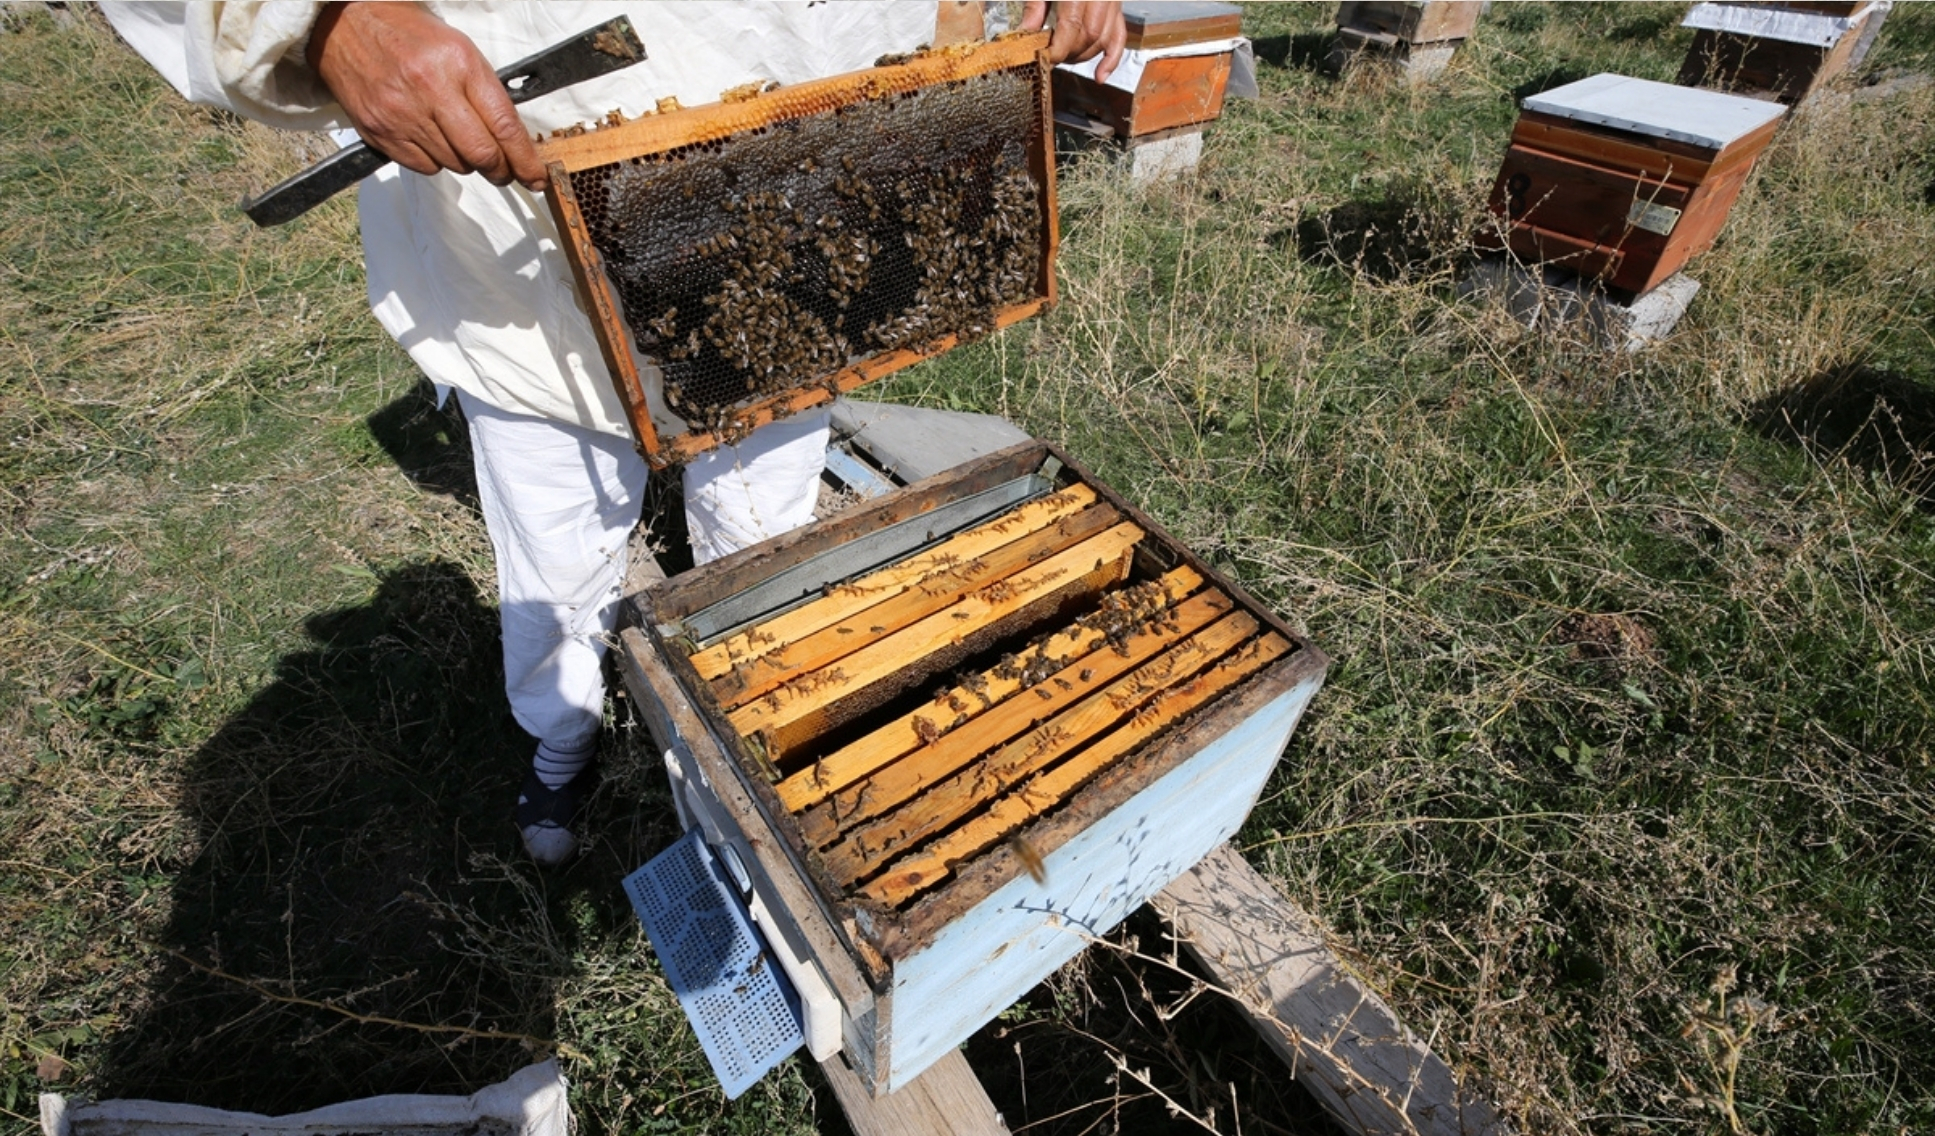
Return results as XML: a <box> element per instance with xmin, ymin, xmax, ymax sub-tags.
<box><xmin>1522</xmin><ymin>73</ymin><xmax>1786</xmax><ymax>151</ymax></box>
<box><xmin>1122</xmin><ymin>1</ymin><xmax>1243</xmax><ymax>49</ymax></box>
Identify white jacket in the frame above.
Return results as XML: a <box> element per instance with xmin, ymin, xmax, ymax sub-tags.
<box><xmin>102</xmin><ymin>2</ymin><xmax>941</xmax><ymax>439</ymax></box>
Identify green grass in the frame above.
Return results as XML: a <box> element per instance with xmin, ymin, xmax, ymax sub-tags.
<box><xmin>5</xmin><ymin>3</ymin><xmax>1935</xmax><ymax>1134</ymax></box>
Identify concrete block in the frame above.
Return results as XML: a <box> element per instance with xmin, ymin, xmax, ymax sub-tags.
<box><xmin>1459</xmin><ymin>258</ymin><xmax>1701</xmax><ymax>352</ymax></box>
<box><xmin>1055</xmin><ymin>117</ymin><xmax>1205</xmax><ymax>182</ymax></box>
<box><xmin>1329</xmin><ymin>28</ymin><xmax>1463</xmax><ymax>83</ymax></box>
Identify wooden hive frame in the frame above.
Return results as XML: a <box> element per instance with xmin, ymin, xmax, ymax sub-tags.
<box><xmin>537</xmin><ymin>34</ymin><xmax>1058</xmax><ymax>469</ymax></box>
<box><xmin>624</xmin><ymin>440</ymin><xmax>1329</xmax><ymax>1090</ymax></box>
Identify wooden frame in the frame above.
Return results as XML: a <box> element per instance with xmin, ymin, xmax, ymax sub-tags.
<box><xmin>539</xmin><ymin>34</ymin><xmax>1058</xmax><ymax>469</ymax></box>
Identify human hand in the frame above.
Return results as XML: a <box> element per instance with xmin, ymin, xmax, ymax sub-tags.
<box><xmin>1020</xmin><ymin>2</ymin><xmax>1128</xmax><ymax>84</ymax></box>
<box><xmin>307</xmin><ymin>2</ymin><xmax>547</xmax><ymax>190</ymax></box>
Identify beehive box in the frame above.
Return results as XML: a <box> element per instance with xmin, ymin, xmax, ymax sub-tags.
<box><xmin>1678</xmin><ymin>1</ymin><xmax>1888</xmax><ymax>106</ymax></box>
<box><xmin>1334</xmin><ymin>0</ymin><xmax>1482</xmax><ymax>46</ymax></box>
<box><xmin>1050</xmin><ymin>1</ymin><xmax>1243</xmax><ymax>139</ymax></box>
<box><xmin>1480</xmin><ymin>73</ymin><xmax>1786</xmax><ymax>296</ymax></box>
<box><xmin>618</xmin><ymin>441</ymin><xmax>1329</xmax><ymax>1094</ymax></box>
<box><xmin>537</xmin><ymin>35</ymin><xmax>1056</xmax><ymax>468</ymax></box>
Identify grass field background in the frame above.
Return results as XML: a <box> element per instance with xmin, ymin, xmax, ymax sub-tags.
<box><xmin>3</xmin><ymin>3</ymin><xmax>1933</xmax><ymax>1133</ymax></box>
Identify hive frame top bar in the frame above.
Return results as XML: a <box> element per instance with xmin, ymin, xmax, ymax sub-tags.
<box><xmin>536</xmin><ymin>32</ymin><xmax>1050</xmax><ymax>173</ymax></box>
<box><xmin>1522</xmin><ymin>73</ymin><xmax>1787</xmax><ymax>150</ymax></box>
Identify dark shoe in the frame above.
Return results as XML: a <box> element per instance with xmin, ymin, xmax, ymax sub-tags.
<box><xmin>516</xmin><ymin>764</ymin><xmax>597</xmax><ymax>867</ymax></box>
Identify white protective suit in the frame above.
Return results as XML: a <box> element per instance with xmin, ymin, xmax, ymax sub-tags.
<box><xmin>103</xmin><ymin>2</ymin><xmax>945</xmax><ymax>749</ymax></box>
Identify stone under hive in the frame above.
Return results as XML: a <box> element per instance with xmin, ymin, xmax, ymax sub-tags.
<box><xmin>619</xmin><ymin>441</ymin><xmax>1329</xmax><ymax>1093</ymax></box>
<box><xmin>537</xmin><ymin>35</ymin><xmax>1056</xmax><ymax>468</ymax></box>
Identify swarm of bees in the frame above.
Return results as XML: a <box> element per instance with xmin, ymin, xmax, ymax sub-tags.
<box><xmin>572</xmin><ymin>66</ymin><xmax>1045</xmax><ymax>438</ymax></box>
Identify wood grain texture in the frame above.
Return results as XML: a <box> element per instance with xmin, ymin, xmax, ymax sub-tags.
<box><xmin>823</xmin><ymin>609</ymin><xmax>1262</xmax><ymax>887</ymax></box>
<box><xmin>727</xmin><ymin>522</ymin><xmax>1144</xmax><ymax>737</ymax></box>
<box><xmin>821</xmin><ymin>1047</ymin><xmax>1009</xmax><ymax>1133</ymax></box>
<box><xmin>797</xmin><ymin>584</ymin><xmax>1237</xmax><ymax>850</ymax></box>
<box><xmin>1152</xmin><ymin>844</ymin><xmax>1509</xmax><ymax>1136</ymax></box>
<box><xmin>776</xmin><ymin>565</ymin><xmax>1208</xmax><ymax>813</ymax></box>
<box><xmin>1483</xmin><ymin>112</ymin><xmax>1778</xmax><ymax>294</ymax></box>
<box><xmin>1050</xmin><ymin>52</ymin><xmax>1233</xmax><ymax>139</ymax></box>
<box><xmin>535</xmin><ymin>35</ymin><xmax>1048</xmax><ymax>171</ymax></box>
<box><xmin>862</xmin><ymin>631</ymin><xmax>1291</xmax><ymax>906</ymax></box>
<box><xmin>709</xmin><ymin>500</ymin><xmax>1120</xmax><ymax>708</ymax></box>
<box><xmin>613</xmin><ymin>626</ymin><xmax>881</xmax><ymax>1038</ymax></box>
<box><xmin>540</xmin><ymin>161</ymin><xmax>661</xmax><ymax>459</ymax></box>
<box><xmin>690</xmin><ymin>485</ymin><xmax>1099</xmax><ymax>681</ymax></box>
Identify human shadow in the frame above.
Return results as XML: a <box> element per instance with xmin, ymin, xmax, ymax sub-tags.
<box><xmin>1752</xmin><ymin>363</ymin><xmax>1935</xmax><ymax>508</ymax></box>
<box><xmin>91</xmin><ymin>561</ymin><xmax>664</xmax><ymax>1112</ymax></box>
<box><xmin>365</xmin><ymin>379</ymin><xmax>478</xmax><ymax>507</ymax></box>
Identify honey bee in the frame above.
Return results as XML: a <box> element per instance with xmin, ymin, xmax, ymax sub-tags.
<box><xmin>1010</xmin><ymin>834</ymin><xmax>1047</xmax><ymax>884</ymax></box>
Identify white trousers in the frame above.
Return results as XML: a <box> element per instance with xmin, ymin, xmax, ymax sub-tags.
<box><xmin>460</xmin><ymin>391</ymin><xmax>828</xmax><ymax>749</ymax></box>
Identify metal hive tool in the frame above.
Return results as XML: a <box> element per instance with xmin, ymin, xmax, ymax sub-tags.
<box><xmin>539</xmin><ymin>34</ymin><xmax>1057</xmax><ymax>468</ymax></box>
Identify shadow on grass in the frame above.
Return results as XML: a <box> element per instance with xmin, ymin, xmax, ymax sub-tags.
<box><xmin>92</xmin><ymin>561</ymin><xmax>666</xmax><ymax>1112</ymax></box>
<box><xmin>366</xmin><ymin>379</ymin><xmax>478</xmax><ymax>508</ymax></box>
<box><xmin>964</xmin><ymin>909</ymin><xmax>1341</xmax><ymax>1136</ymax></box>
<box><xmin>1752</xmin><ymin>363</ymin><xmax>1935</xmax><ymax>507</ymax></box>
<box><xmin>1510</xmin><ymin>65</ymin><xmax>1594</xmax><ymax>103</ymax></box>
<box><xmin>1278</xmin><ymin>180</ymin><xmax>1469</xmax><ymax>283</ymax></box>
<box><xmin>1251</xmin><ymin>31</ymin><xmax>1335</xmax><ymax>73</ymax></box>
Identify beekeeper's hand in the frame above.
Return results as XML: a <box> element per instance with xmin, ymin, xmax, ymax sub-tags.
<box><xmin>307</xmin><ymin>2</ymin><xmax>548</xmax><ymax>191</ymax></box>
<box><xmin>1021</xmin><ymin>2</ymin><xmax>1128</xmax><ymax>84</ymax></box>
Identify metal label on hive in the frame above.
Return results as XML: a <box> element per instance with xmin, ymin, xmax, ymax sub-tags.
<box><xmin>623</xmin><ymin>830</ymin><xmax>805</xmax><ymax>1099</ymax></box>
<box><xmin>1626</xmin><ymin>199</ymin><xmax>1683</xmax><ymax>237</ymax></box>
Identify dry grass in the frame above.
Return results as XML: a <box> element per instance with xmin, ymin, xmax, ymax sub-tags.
<box><xmin>5</xmin><ymin>3</ymin><xmax>1934</xmax><ymax>1135</ymax></box>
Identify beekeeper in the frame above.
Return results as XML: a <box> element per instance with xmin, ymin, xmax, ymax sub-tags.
<box><xmin>100</xmin><ymin>1</ymin><xmax>1124</xmax><ymax>866</ymax></box>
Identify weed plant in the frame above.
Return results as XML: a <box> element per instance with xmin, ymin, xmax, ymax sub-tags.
<box><xmin>3</xmin><ymin>4</ymin><xmax>1933</xmax><ymax>1135</ymax></box>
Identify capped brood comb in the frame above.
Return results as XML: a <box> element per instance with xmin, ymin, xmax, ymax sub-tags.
<box><xmin>540</xmin><ymin>33</ymin><xmax>1057</xmax><ymax>468</ymax></box>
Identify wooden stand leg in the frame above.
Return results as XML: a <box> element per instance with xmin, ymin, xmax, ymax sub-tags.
<box><xmin>821</xmin><ymin>1049</ymin><xmax>1010</xmax><ymax>1136</ymax></box>
<box><xmin>1152</xmin><ymin>844</ymin><xmax>1507</xmax><ymax>1136</ymax></box>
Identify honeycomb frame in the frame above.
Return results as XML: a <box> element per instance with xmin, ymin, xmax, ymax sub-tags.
<box><xmin>538</xmin><ymin>33</ymin><xmax>1057</xmax><ymax>468</ymax></box>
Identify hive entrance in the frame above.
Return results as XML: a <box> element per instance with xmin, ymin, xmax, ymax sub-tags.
<box><xmin>540</xmin><ymin>37</ymin><xmax>1056</xmax><ymax>465</ymax></box>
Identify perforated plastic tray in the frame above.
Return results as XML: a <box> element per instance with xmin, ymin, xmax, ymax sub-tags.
<box><xmin>623</xmin><ymin>830</ymin><xmax>804</xmax><ymax>1099</ymax></box>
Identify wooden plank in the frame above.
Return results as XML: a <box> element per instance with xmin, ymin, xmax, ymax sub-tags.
<box><xmin>777</xmin><ymin>565</ymin><xmax>1206</xmax><ymax>812</ymax></box>
<box><xmin>821</xmin><ymin>610</ymin><xmax>1262</xmax><ymax>887</ymax></box>
<box><xmin>1123</xmin><ymin>2</ymin><xmax>1243</xmax><ymax>50</ymax></box>
<box><xmin>613</xmin><ymin>626</ymin><xmax>882</xmax><ymax>1023</ymax></box>
<box><xmin>863</xmin><ymin>631</ymin><xmax>1291</xmax><ymax>906</ymax></box>
<box><xmin>691</xmin><ymin>484</ymin><xmax>1097</xmax><ymax>680</ymax></box>
<box><xmin>714</xmin><ymin>502</ymin><xmax>1122</xmax><ymax>710</ymax></box>
<box><xmin>796</xmin><ymin>583</ymin><xmax>1236</xmax><ymax>848</ymax></box>
<box><xmin>1511</xmin><ymin>113</ymin><xmax>1714</xmax><ymax>185</ymax></box>
<box><xmin>541</xmin><ymin>160</ymin><xmax>663</xmax><ymax>461</ymax></box>
<box><xmin>707</xmin><ymin>498</ymin><xmax>1118</xmax><ymax>706</ymax></box>
<box><xmin>536</xmin><ymin>35</ymin><xmax>1048</xmax><ymax>172</ymax></box>
<box><xmin>727</xmin><ymin>522</ymin><xmax>1145</xmax><ymax>737</ymax></box>
<box><xmin>1151</xmin><ymin>844</ymin><xmax>1508</xmax><ymax>1136</ymax></box>
<box><xmin>820</xmin><ymin>1048</ymin><xmax>1009</xmax><ymax>1136</ymax></box>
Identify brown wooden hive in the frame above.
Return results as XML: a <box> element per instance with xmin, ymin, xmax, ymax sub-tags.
<box><xmin>538</xmin><ymin>34</ymin><xmax>1057</xmax><ymax>468</ymax></box>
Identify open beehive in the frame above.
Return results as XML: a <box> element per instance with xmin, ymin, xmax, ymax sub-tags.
<box><xmin>620</xmin><ymin>442</ymin><xmax>1329</xmax><ymax>1092</ymax></box>
<box><xmin>537</xmin><ymin>35</ymin><xmax>1056</xmax><ymax>468</ymax></box>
